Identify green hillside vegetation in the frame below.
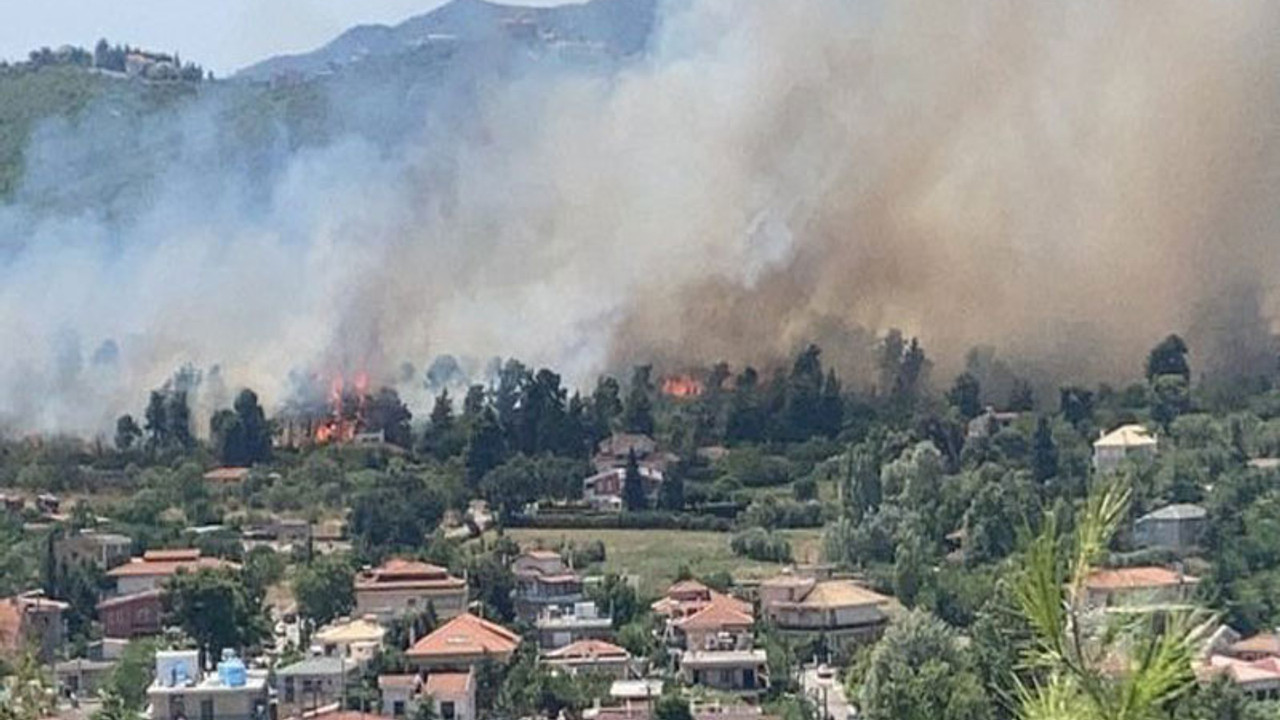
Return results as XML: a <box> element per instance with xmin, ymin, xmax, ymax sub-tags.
<box><xmin>0</xmin><ymin>66</ymin><xmax>113</xmax><ymax>197</ymax></box>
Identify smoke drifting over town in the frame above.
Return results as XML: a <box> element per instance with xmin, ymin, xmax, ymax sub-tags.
<box><xmin>3</xmin><ymin>0</ymin><xmax>1280</xmax><ymax>434</ymax></box>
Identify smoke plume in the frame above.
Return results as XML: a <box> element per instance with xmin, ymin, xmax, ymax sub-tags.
<box><xmin>2</xmin><ymin>0</ymin><xmax>1280</xmax><ymax>435</ymax></box>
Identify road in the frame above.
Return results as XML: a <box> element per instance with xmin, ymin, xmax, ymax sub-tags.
<box><xmin>801</xmin><ymin>665</ymin><xmax>855</xmax><ymax>720</ymax></box>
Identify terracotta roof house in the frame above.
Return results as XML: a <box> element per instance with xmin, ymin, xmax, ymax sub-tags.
<box><xmin>97</xmin><ymin>589</ymin><xmax>164</xmax><ymax>639</ymax></box>
<box><xmin>424</xmin><ymin>670</ymin><xmax>477</xmax><ymax>720</ymax></box>
<box><xmin>511</xmin><ymin>549</ymin><xmax>585</xmax><ymax>621</ymax></box>
<box><xmin>1093</xmin><ymin>424</ymin><xmax>1158</xmax><ymax>474</ymax></box>
<box><xmin>0</xmin><ymin>591</ymin><xmax>69</xmax><ymax>662</ymax></box>
<box><xmin>544</xmin><ymin>639</ymin><xmax>632</xmax><ymax>678</ymax></box>
<box><xmin>353</xmin><ymin>559</ymin><xmax>468</xmax><ymax>622</ymax></box>
<box><xmin>1201</xmin><ymin>654</ymin><xmax>1280</xmax><ymax>700</ymax></box>
<box><xmin>106</xmin><ymin>549</ymin><xmax>234</xmax><ymax>596</ymax></box>
<box><xmin>651</xmin><ymin>581</ymin><xmax>751</xmax><ymax>622</ymax></box>
<box><xmin>671</xmin><ymin>594</ymin><xmax>754</xmax><ymax>651</ymax></box>
<box><xmin>760</xmin><ymin>573</ymin><xmax>891</xmax><ymax>648</ymax></box>
<box><xmin>405</xmin><ymin>613</ymin><xmax>521</xmax><ymax>671</ymax></box>
<box><xmin>1082</xmin><ymin>566</ymin><xmax>1199</xmax><ymax>608</ymax></box>
<box><xmin>594</xmin><ymin>434</ymin><xmax>660</xmax><ymax>472</ymax></box>
<box><xmin>1229</xmin><ymin>633</ymin><xmax>1280</xmax><ymax>662</ymax></box>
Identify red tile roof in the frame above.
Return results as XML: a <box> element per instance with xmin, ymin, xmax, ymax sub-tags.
<box><xmin>356</xmin><ymin>558</ymin><xmax>465</xmax><ymax>591</ymax></box>
<box><xmin>406</xmin><ymin>613</ymin><xmax>521</xmax><ymax>659</ymax></box>
<box><xmin>676</xmin><ymin>594</ymin><xmax>754</xmax><ymax>631</ymax></box>
<box><xmin>544</xmin><ymin>639</ymin><xmax>629</xmax><ymax>661</ymax></box>
<box><xmin>425</xmin><ymin>671</ymin><xmax>473</xmax><ymax>696</ymax></box>
<box><xmin>1084</xmin><ymin>566</ymin><xmax>1198</xmax><ymax>591</ymax></box>
<box><xmin>106</xmin><ymin>551</ymin><xmax>232</xmax><ymax>578</ymax></box>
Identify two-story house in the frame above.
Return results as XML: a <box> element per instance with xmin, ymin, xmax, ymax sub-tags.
<box><xmin>760</xmin><ymin>573</ymin><xmax>891</xmax><ymax>649</ymax></box>
<box><xmin>511</xmin><ymin>550</ymin><xmax>585</xmax><ymax>621</ymax></box>
<box><xmin>147</xmin><ymin>650</ymin><xmax>270</xmax><ymax>720</ymax></box>
<box><xmin>353</xmin><ymin>559</ymin><xmax>468</xmax><ymax>622</ymax></box>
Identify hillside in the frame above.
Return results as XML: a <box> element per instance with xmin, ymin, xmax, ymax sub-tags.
<box><xmin>237</xmin><ymin>0</ymin><xmax>656</xmax><ymax>80</ymax></box>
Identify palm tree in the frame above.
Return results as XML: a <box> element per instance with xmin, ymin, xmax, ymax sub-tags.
<box><xmin>1011</xmin><ymin>481</ymin><xmax>1210</xmax><ymax>720</ymax></box>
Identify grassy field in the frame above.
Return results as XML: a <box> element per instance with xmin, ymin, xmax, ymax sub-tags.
<box><xmin>504</xmin><ymin>527</ymin><xmax>825</xmax><ymax>596</ymax></box>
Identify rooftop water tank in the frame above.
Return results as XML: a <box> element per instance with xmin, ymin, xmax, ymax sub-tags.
<box><xmin>155</xmin><ymin>650</ymin><xmax>200</xmax><ymax>688</ymax></box>
<box><xmin>217</xmin><ymin>648</ymin><xmax>247</xmax><ymax>688</ymax></box>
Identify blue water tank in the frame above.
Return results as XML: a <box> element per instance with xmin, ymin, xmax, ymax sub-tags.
<box><xmin>217</xmin><ymin>649</ymin><xmax>248</xmax><ymax>687</ymax></box>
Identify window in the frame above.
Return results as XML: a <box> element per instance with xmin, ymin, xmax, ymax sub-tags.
<box><xmin>440</xmin><ymin>701</ymin><xmax>456</xmax><ymax>720</ymax></box>
<box><xmin>200</xmin><ymin>699</ymin><xmax>214</xmax><ymax>720</ymax></box>
<box><xmin>393</xmin><ymin>701</ymin><xmax>406</xmax><ymax>717</ymax></box>
<box><xmin>168</xmin><ymin>695</ymin><xmax>186</xmax><ymax>720</ymax></box>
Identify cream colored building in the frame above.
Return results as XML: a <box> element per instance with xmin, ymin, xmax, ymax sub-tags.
<box><xmin>314</xmin><ymin>615</ymin><xmax>386</xmax><ymax>664</ymax></box>
<box><xmin>1093</xmin><ymin>424</ymin><xmax>1158</xmax><ymax>474</ymax></box>
<box><xmin>760</xmin><ymin>574</ymin><xmax>890</xmax><ymax>647</ymax></box>
<box><xmin>353</xmin><ymin>559</ymin><xmax>467</xmax><ymax>622</ymax></box>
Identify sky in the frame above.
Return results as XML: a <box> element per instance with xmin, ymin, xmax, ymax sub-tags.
<box><xmin>0</xmin><ymin>0</ymin><xmax>563</xmax><ymax>76</ymax></box>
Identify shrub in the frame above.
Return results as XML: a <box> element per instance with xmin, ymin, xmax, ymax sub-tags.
<box><xmin>730</xmin><ymin>526</ymin><xmax>793</xmax><ymax>562</ymax></box>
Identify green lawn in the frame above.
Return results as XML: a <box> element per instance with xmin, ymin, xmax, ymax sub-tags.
<box><xmin>504</xmin><ymin>527</ymin><xmax>825</xmax><ymax>597</ymax></box>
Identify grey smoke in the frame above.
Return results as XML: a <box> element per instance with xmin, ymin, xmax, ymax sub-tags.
<box><xmin>2</xmin><ymin>0</ymin><xmax>1280</xmax><ymax>436</ymax></box>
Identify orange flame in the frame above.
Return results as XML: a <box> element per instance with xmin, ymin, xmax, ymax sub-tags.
<box><xmin>662</xmin><ymin>374</ymin><xmax>704</xmax><ymax>399</ymax></box>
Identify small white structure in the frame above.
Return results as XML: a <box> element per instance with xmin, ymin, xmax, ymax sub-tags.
<box><xmin>1093</xmin><ymin>424</ymin><xmax>1158</xmax><ymax>474</ymax></box>
<box><xmin>148</xmin><ymin>649</ymin><xmax>269</xmax><ymax>720</ymax></box>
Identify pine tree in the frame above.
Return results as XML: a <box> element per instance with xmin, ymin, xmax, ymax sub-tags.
<box><xmin>621</xmin><ymin>449</ymin><xmax>647</xmax><ymax>512</ymax></box>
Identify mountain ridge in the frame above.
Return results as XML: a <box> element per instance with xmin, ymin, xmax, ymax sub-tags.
<box><xmin>236</xmin><ymin>0</ymin><xmax>656</xmax><ymax>80</ymax></box>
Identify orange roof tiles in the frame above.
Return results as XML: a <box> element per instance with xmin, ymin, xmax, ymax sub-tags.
<box><xmin>425</xmin><ymin>671</ymin><xmax>473</xmax><ymax>696</ymax></box>
<box><xmin>406</xmin><ymin>613</ymin><xmax>521</xmax><ymax>659</ymax></box>
<box><xmin>666</xmin><ymin>580</ymin><xmax>709</xmax><ymax>596</ymax></box>
<box><xmin>1084</xmin><ymin>566</ymin><xmax>1198</xmax><ymax>590</ymax></box>
<box><xmin>356</xmin><ymin>558</ymin><xmax>465</xmax><ymax>592</ymax></box>
<box><xmin>676</xmin><ymin>594</ymin><xmax>754</xmax><ymax>631</ymax></box>
<box><xmin>544</xmin><ymin>639</ymin><xmax>630</xmax><ymax>661</ymax></box>
<box><xmin>106</xmin><ymin>551</ymin><xmax>232</xmax><ymax>578</ymax></box>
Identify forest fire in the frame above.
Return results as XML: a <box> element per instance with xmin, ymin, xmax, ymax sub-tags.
<box><xmin>661</xmin><ymin>374</ymin><xmax>704</xmax><ymax>399</ymax></box>
<box><xmin>312</xmin><ymin>371</ymin><xmax>369</xmax><ymax>444</ymax></box>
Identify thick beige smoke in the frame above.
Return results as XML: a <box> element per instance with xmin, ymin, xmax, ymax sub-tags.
<box><xmin>3</xmin><ymin>0</ymin><xmax>1280</xmax><ymax>435</ymax></box>
<box><xmin>364</xmin><ymin>0</ymin><xmax>1280</xmax><ymax>389</ymax></box>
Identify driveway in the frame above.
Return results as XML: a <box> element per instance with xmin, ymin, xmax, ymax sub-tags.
<box><xmin>801</xmin><ymin>665</ymin><xmax>855</xmax><ymax>720</ymax></box>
